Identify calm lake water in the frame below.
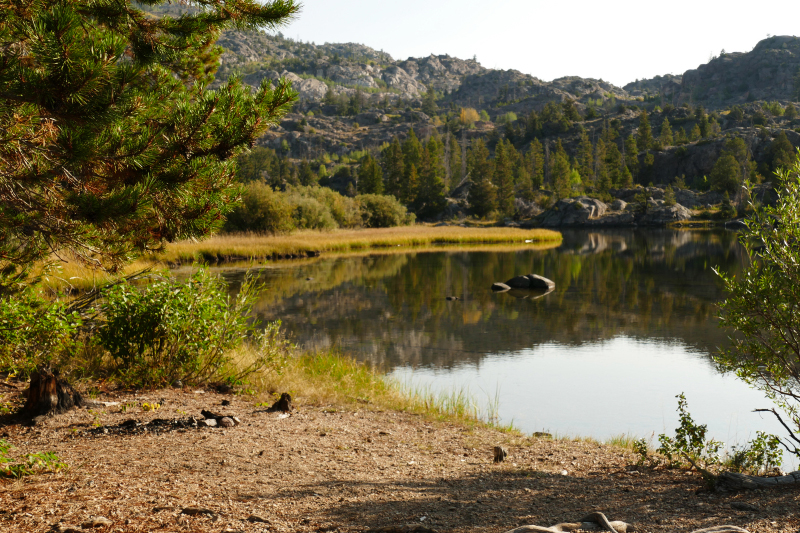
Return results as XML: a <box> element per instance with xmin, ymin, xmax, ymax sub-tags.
<box><xmin>221</xmin><ymin>229</ymin><xmax>792</xmax><ymax>464</ymax></box>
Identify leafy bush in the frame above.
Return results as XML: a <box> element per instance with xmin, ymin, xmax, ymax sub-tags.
<box><xmin>356</xmin><ymin>194</ymin><xmax>415</xmax><ymax>228</ymax></box>
<box><xmin>96</xmin><ymin>269</ymin><xmax>291</xmax><ymax>388</ymax></box>
<box><xmin>0</xmin><ymin>290</ymin><xmax>82</xmax><ymax>377</ymax></box>
<box><xmin>224</xmin><ymin>181</ymin><xmax>294</xmax><ymax>234</ymax></box>
<box><xmin>283</xmin><ymin>194</ymin><xmax>335</xmax><ymax>230</ymax></box>
<box><xmin>657</xmin><ymin>393</ymin><xmax>782</xmax><ymax>477</ymax></box>
<box><xmin>658</xmin><ymin>393</ymin><xmax>722</xmax><ymax>468</ymax></box>
<box><xmin>290</xmin><ymin>185</ymin><xmax>361</xmax><ymax>228</ymax></box>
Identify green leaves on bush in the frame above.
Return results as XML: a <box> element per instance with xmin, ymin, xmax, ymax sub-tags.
<box><xmin>658</xmin><ymin>393</ymin><xmax>722</xmax><ymax>468</ymax></box>
<box><xmin>0</xmin><ymin>440</ymin><xmax>67</xmax><ymax>478</ymax></box>
<box><xmin>656</xmin><ymin>393</ymin><xmax>782</xmax><ymax>476</ymax></box>
<box><xmin>0</xmin><ymin>291</ymin><xmax>82</xmax><ymax>377</ymax></box>
<box><xmin>97</xmin><ymin>269</ymin><xmax>292</xmax><ymax>388</ymax></box>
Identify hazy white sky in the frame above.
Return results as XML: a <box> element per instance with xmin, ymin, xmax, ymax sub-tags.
<box><xmin>277</xmin><ymin>0</ymin><xmax>800</xmax><ymax>87</ymax></box>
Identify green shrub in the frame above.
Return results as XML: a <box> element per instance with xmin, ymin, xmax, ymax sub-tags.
<box><xmin>285</xmin><ymin>194</ymin><xmax>337</xmax><ymax>230</ymax></box>
<box><xmin>224</xmin><ymin>181</ymin><xmax>294</xmax><ymax>234</ymax></box>
<box><xmin>0</xmin><ymin>290</ymin><xmax>82</xmax><ymax>377</ymax></box>
<box><xmin>290</xmin><ymin>185</ymin><xmax>361</xmax><ymax>228</ymax></box>
<box><xmin>356</xmin><ymin>194</ymin><xmax>415</xmax><ymax>228</ymax></box>
<box><xmin>96</xmin><ymin>269</ymin><xmax>290</xmax><ymax>388</ymax></box>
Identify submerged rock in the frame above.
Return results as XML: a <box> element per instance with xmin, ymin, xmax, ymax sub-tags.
<box><xmin>491</xmin><ymin>282</ymin><xmax>511</xmax><ymax>292</ymax></box>
<box><xmin>505</xmin><ymin>274</ymin><xmax>555</xmax><ymax>290</ymax></box>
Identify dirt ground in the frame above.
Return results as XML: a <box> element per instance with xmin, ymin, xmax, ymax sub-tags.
<box><xmin>1</xmin><ymin>386</ymin><xmax>798</xmax><ymax>533</ymax></box>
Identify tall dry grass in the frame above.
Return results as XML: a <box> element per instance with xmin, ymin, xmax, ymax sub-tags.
<box><xmin>161</xmin><ymin>225</ymin><xmax>562</xmax><ymax>264</ymax></box>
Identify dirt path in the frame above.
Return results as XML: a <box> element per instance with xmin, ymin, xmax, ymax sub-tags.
<box><xmin>1</xmin><ymin>388</ymin><xmax>798</xmax><ymax>533</ymax></box>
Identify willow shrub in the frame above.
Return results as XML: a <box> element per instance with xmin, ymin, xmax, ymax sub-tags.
<box><xmin>97</xmin><ymin>269</ymin><xmax>291</xmax><ymax>388</ymax></box>
<box><xmin>0</xmin><ymin>290</ymin><xmax>82</xmax><ymax>377</ymax></box>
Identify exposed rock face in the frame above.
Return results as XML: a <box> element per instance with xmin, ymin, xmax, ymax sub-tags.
<box><xmin>680</xmin><ymin>36</ymin><xmax>800</xmax><ymax>106</ymax></box>
<box><xmin>640</xmin><ymin>204</ymin><xmax>693</xmax><ymax>225</ymax></box>
<box><xmin>539</xmin><ymin>197</ymin><xmax>608</xmax><ymax>228</ymax></box>
<box><xmin>381</xmin><ymin>66</ymin><xmax>427</xmax><ymax>96</ymax></box>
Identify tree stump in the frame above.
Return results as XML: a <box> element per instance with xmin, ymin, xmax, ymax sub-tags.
<box><xmin>266</xmin><ymin>393</ymin><xmax>293</xmax><ymax>413</ymax></box>
<box><xmin>22</xmin><ymin>369</ymin><xmax>84</xmax><ymax>418</ymax></box>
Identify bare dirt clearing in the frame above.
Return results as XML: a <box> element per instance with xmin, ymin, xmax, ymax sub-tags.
<box><xmin>1</xmin><ymin>388</ymin><xmax>798</xmax><ymax>533</ymax></box>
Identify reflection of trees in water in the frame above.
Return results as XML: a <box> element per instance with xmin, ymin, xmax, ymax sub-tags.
<box><xmin>231</xmin><ymin>230</ymin><xmax>744</xmax><ymax>371</ymax></box>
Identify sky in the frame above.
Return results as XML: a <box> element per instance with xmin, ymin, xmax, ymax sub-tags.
<box><xmin>276</xmin><ymin>0</ymin><xmax>800</xmax><ymax>88</ymax></box>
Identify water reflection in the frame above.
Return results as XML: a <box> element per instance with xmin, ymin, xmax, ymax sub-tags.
<box><xmin>223</xmin><ymin>229</ymin><xmax>744</xmax><ymax>371</ymax></box>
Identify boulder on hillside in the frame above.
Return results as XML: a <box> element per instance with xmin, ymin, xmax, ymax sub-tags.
<box><xmin>539</xmin><ymin>197</ymin><xmax>608</xmax><ymax>227</ymax></box>
<box><xmin>640</xmin><ymin>204</ymin><xmax>692</xmax><ymax>225</ymax></box>
<box><xmin>504</xmin><ymin>274</ymin><xmax>555</xmax><ymax>290</ymax></box>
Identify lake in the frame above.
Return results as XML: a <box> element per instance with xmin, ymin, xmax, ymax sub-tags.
<box><xmin>221</xmin><ymin>229</ymin><xmax>792</xmax><ymax>465</ymax></box>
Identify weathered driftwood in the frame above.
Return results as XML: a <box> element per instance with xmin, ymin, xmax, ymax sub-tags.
<box><xmin>22</xmin><ymin>368</ymin><xmax>84</xmax><ymax>418</ymax></box>
<box><xmin>716</xmin><ymin>470</ymin><xmax>800</xmax><ymax>491</ymax></box>
<box><xmin>501</xmin><ymin>512</ymin><xmax>751</xmax><ymax>533</ymax></box>
<box><xmin>502</xmin><ymin>512</ymin><xmax>633</xmax><ymax>533</ymax></box>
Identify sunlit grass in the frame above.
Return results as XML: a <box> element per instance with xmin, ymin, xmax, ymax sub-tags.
<box><xmin>252</xmin><ymin>349</ymin><xmax>521</xmax><ymax>432</ymax></box>
<box><xmin>160</xmin><ymin>225</ymin><xmax>562</xmax><ymax>264</ymax></box>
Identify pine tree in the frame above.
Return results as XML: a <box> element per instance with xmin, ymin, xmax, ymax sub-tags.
<box><xmin>415</xmin><ymin>139</ymin><xmax>447</xmax><ymax>218</ymax></box>
<box><xmin>621</xmin><ymin>165</ymin><xmax>634</xmax><ymax>188</ymax></box>
<box><xmin>382</xmin><ymin>137</ymin><xmax>405</xmax><ymax>199</ymax></box>
<box><xmin>467</xmin><ymin>138</ymin><xmax>494</xmax><ymax>185</ymax></box>
<box><xmin>689</xmin><ymin>124</ymin><xmax>701</xmax><ymax>142</ymax></box>
<box><xmin>298</xmin><ymin>160</ymin><xmax>318</xmax><ymax>186</ymax></box>
<box><xmin>594</xmin><ymin>138</ymin><xmax>608</xmax><ymax>190</ymax></box>
<box><xmin>0</xmin><ymin>0</ymin><xmax>299</xmax><ymax>277</ymax></box>
<box><xmin>551</xmin><ymin>140</ymin><xmax>572</xmax><ymax>199</ymax></box>
<box><xmin>404</xmin><ymin>164</ymin><xmax>419</xmax><ymax>205</ymax></box>
<box><xmin>637</xmin><ymin>110</ymin><xmax>653</xmax><ymax>151</ymax></box>
<box><xmin>448</xmin><ymin>133</ymin><xmax>462</xmax><ymax>189</ymax></box>
<box><xmin>421</xmin><ymin>85</ymin><xmax>438</xmax><ymax>117</ymax></box>
<box><xmin>357</xmin><ymin>154</ymin><xmax>384</xmax><ymax>195</ymax></box>
<box><xmin>493</xmin><ymin>140</ymin><xmax>515</xmax><ymax>217</ymax></box>
<box><xmin>468</xmin><ymin>176</ymin><xmax>497</xmax><ymax>218</ymax></box>
<box><xmin>605</xmin><ymin>141</ymin><xmax>623</xmax><ymax>187</ymax></box>
<box><xmin>529</xmin><ymin>139</ymin><xmax>545</xmax><ymax>190</ymax></box>
<box><xmin>578</xmin><ymin>128</ymin><xmax>594</xmax><ymax>181</ymax></box>
<box><xmin>624</xmin><ymin>134</ymin><xmax>640</xmax><ymax>180</ymax></box>
<box><xmin>401</xmin><ymin>128</ymin><xmax>423</xmax><ymax>203</ymax></box>
<box><xmin>660</xmin><ymin>118</ymin><xmax>674</xmax><ymax>147</ymax></box>
<box><xmin>516</xmin><ymin>153</ymin><xmax>535</xmax><ymax>201</ymax></box>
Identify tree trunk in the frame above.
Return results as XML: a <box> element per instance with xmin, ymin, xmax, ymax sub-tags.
<box><xmin>22</xmin><ymin>369</ymin><xmax>84</xmax><ymax>418</ymax></box>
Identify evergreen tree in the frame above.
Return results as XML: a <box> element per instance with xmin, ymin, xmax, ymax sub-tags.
<box><xmin>415</xmin><ymin>138</ymin><xmax>447</xmax><ymax>218</ymax></box>
<box><xmin>578</xmin><ymin>128</ymin><xmax>594</xmax><ymax>181</ymax></box>
<box><xmin>448</xmin><ymin>133</ymin><xmax>462</xmax><ymax>189</ymax></box>
<box><xmin>467</xmin><ymin>138</ymin><xmax>494</xmax><ymax>185</ymax></box>
<box><xmin>689</xmin><ymin>124</ymin><xmax>701</xmax><ymax>142</ymax></box>
<box><xmin>660</xmin><ymin>118</ymin><xmax>674</xmax><ymax>147</ymax></box>
<box><xmin>516</xmin><ymin>152</ymin><xmax>535</xmax><ymax>201</ymax></box>
<box><xmin>637</xmin><ymin>110</ymin><xmax>653</xmax><ymax>151</ymax></box>
<box><xmin>524</xmin><ymin>110</ymin><xmax>542</xmax><ymax>140</ymax></box>
<box><xmin>493</xmin><ymin>140</ymin><xmax>515</xmax><ymax>217</ymax></box>
<box><xmin>769</xmin><ymin>131</ymin><xmax>795</xmax><ymax>175</ymax></box>
<box><xmin>421</xmin><ymin>85</ymin><xmax>438</xmax><ymax>117</ymax></box>
<box><xmin>0</xmin><ymin>0</ymin><xmax>299</xmax><ymax>276</ymax></box>
<box><xmin>562</xmin><ymin>99</ymin><xmax>582</xmax><ymax>121</ymax></box>
<box><xmin>468</xmin><ymin>175</ymin><xmax>497</xmax><ymax>218</ymax></box>
<box><xmin>357</xmin><ymin>154</ymin><xmax>384</xmax><ymax>195</ymax></box>
<box><xmin>698</xmin><ymin>111</ymin><xmax>709</xmax><ymax>138</ymax></box>
<box><xmin>551</xmin><ymin>140</ymin><xmax>572</xmax><ymax>199</ymax></box>
<box><xmin>382</xmin><ymin>137</ymin><xmax>405</xmax><ymax>198</ymax></box>
<box><xmin>785</xmin><ymin>103</ymin><xmax>798</xmax><ymax>119</ymax></box>
<box><xmin>674</xmin><ymin>127</ymin><xmax>688</xmax><ymax>145</ymax></box>
<box><xmin>594</xmin><ymin>138</ymin><xmax>608</xmax><ymax>190</ymax></box>
<box><xmin>529</xmin><ymin>139</ymin><xmax>545</xmax><ymax>190</ymax></box>
<box><xmin>404</xmin><ymin>164</ymin><xmax>419</xmax><ymax>205</ymax></box>
<box><xmin>605</xmin><ymin>141</ymin><xmax>623</xmax><ymax>187</ymax></box>
<box><xmin>401</xmin><ymin>128</ymin><xmax>423</xmax><ymax>202</ymax></box>
<box><xmin>298</xmin><ymin>160</ymin><xmax>318</xmax><ymax>187</ymax></box>
<box><xmin>624</xmin><ymin>134</ymin><xmax>640</xmax><ymax>180</ymax></box>
<box><xmin>620</xmin><ymin>165</ymin><xmax>634</xmax><ymax>188</ymax></box>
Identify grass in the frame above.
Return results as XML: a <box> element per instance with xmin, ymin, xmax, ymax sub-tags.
<box><xmin>251</xmin><ymin>349</ymin><xmax>521</xmax><ymax>432</ymax></box>
<box><xmin>39</xmin><ymin>225</ymin><xmax>562</xmax><ymax>292</ymax></box>
<box><xmin>158</xmin><ymin>226</ymin><xmax>562</xmax><ymax>265</ymax></box>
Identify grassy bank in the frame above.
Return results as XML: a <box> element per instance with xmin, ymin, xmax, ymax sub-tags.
<box><xmin>160</xmin><ymin>226</ymin><xmax>562</xmax><ymax>264</ymax></box>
